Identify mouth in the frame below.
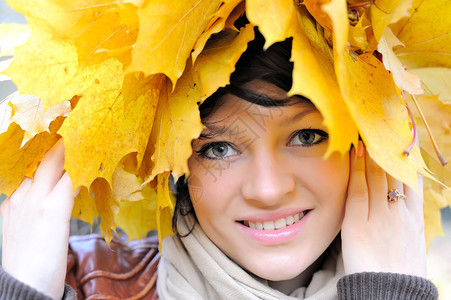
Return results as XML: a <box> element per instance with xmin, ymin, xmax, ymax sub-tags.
<box><xmin>237</xmin><ymin>210</ymin><xmax>311</xmax><ymax>231</ymax></box>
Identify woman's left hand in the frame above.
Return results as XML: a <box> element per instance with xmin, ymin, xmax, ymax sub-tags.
<box><xmin>1</xmin><ymin>140</ymin><xmax>75</xmax><ymax>299</ymax></box>
<box><xmin>341</xmin><ymin>141</ymin><xmax>427</xmax><ymax>277</ymax></box>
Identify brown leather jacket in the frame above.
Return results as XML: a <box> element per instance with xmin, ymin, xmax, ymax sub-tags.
<box><xmin>65</xmin><ymin>234</ymin><xmax>160</xmax><ymax>300</ymax></box>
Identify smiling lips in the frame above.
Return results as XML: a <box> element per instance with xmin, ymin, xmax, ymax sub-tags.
<box><xmin>243</xmin><ymin>211</ymin><xmax>309</xmax><ymax>230</ymax></box>
<box><xmin>237</xmin><ymin>210</ymin><xmax>311</xmax><ymax>245</ymax></box>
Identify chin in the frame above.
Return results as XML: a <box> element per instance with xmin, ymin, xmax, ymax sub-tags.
<box><xmin>250</xmin><ymin>266</ymin><xmax>306</xmax><ymax>281</ymax></box>
<box><xmin>243</xmin><ymin>255</ymin><xmax>310</xmax><ymax>281</ymax></box>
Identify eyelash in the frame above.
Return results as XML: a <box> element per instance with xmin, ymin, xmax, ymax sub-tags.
<box><xmin>196</xmin><ymin>128</ymin><xmax>328</xmax><ymax>160</ymax></box>
<box><xmin>288</xmin><ymin>128</ymin><xmax>328</xmax><ymax>148</ymax></box>
<box><xmin>195</xmin><ymin>142</ymin><xmax>238</xmax><ymax>161</ymax></box>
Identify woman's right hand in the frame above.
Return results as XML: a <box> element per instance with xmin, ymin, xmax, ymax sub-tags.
<box><xmin>1</xmin><ymin>140</ymin><xmax>75</xmax><ymax>300</ymax></box>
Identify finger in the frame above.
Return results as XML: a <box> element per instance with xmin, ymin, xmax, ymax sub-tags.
<box><xmin>404</xmin><ymin>173</ymin><xmax>423</xmax><ymax>214</ymax></box>
<box><xmin>10</xmin><ymin>177</ymin><xmax>33</xmax><ymax>201</ymax></box>
<box><xmin>386</xmin><ymin>174</ymin><xmax>406</xmax><ymax>209</ymax></box>
<box><xmin>345</xmin><ymin>141</ymin><xmax>369</xmax><ymax>222</ymax></box>
<box><xmin>365</xmin><ymin>148</ymin><xmax>388</xmax><ymax>215</ymax></box>
<box><xmin>32</xmin><ymin>139</ymin><xmax>65</xmax><ymax>196</ymax></box>
<box><xmin>49</xmin><ymin>172</ymin><xmax>75</xmax><ymax>216</ymax></box>
<box><xmin>2</xmin><ymin>178</ymin><xmax>33</xmax><ymax>216</ymax></box>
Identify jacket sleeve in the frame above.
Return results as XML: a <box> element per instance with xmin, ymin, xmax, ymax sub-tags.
<box><xmin>0</xmin><ymin>267</ymin><xmax>77</xmax><ymax>300</ymax></box>
<box><xmin>337</xmin><ymin>272</ymin><xmax>439</xmax><ymax>300</ymax></box>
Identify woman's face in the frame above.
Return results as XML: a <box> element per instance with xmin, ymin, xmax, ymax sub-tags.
<box><xmin>188</xmin><ymin>80</ymin><xmax>349</xmax><ymax>281</ymax></box>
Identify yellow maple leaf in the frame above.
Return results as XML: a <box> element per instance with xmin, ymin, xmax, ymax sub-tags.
<box><xmin>411</xmin><ymin>95</ymin><xmax>451</xmax><ymax>189</ymax></box>
<box><xmin>192</xmin><ymin>0</ymin><xmax>243</xmax><ymax>63</ymax></box>
<box><xmin>422</xmin><ymin>147</ymin><xmax>449</xmax><ymax>249</ymax></box>
<box><xmin>194</xmin><ymin>23</ymin><xmax>255</xmax><ymax>99</ymax></box>
<box><xmin>4</xmin><ymin>3</ymin><xmax>140</xmax><ymax>109</ymax></box>
<box><xmin>3</xmin><ymin>21</ymin><xmax>79</xmax><ymax>110</ymax></box>
<box><xmin>156</xmin><ymin>172</ymin><xmax>174</xmax><ymax>247</ymax></box>
<box><xmin>0</xmin><ymin>124</ymin><xmax>59</xmax><ymax>196</ymax></box>
<box><xmin>112</xmin><ymin>153</ymin><xmax>158</xmax><ymax>240</ymax></box>
<box><xmin>321</xmin><ymin>0</ymin><xmax>348</xmax><ymax>62</ymax></box>
<box><xmin>73</xmin><ymin>141</ymin><xmax>149</xmax><ymax>239</ymax></box>
<box><xmin>390</xmin><ymin>0</ymin><xmax>451</xmax><ymax>69</ymax></box>
<box><xmin>5</xmin><ymin>0</ymin><xmax>81</xmax><ymax>34</ymax></box>
<box><xmin>10</xmin><ymin>94</ymin><xmax>71</xmax><ymax>145</ymax></box>
<box><xmin>147</xmin><ymin>71</ymin><xmax>203</xmax><ymax>183</ymax></box>
<box><xmin>289</xmin><ymin>6</ymin><xmax>359</xmax><ymax>157</ymax></box>
<box><xmin>370</xmin><ymin>0</ymin><xmax>414</xmax><ymax>41</ymax></box>
<box><xmin>246</xmin><ymin>2</ymin><xmax>359</xmax><ymax>157</ymax></box>
<box><xmin>64</xmin><ymin>2</ymin><xmax>139</xmax><ymax>67</ymax></box>
<box><xmin>115</xmin><ymin>186</ymin><xmax>157</xmax><ymax>241</ymax></box>
<box><xmin>338</xmin><ymin>52</ymin><xmax>424</xmax><ymax>190</ymax></box>
<box><xmin>129</xmin><ymin>0</ymin><xmax>222</xmax><ymax>85</ymax></box>
<box><xmin>0</xmin><ymin>94</ymin><xmax>13</xmax><ymax>134</ymax></box>
<box><xmin>5</xmin><ymin>0</ymin><xmax>137</xmax><ymax>50</ymax></box>
<box><xmin>0</xmin><ymin>23</ymin><xmax>30</xmax><ymax>56</ymax></box>
<box><xmin>112</xmin><ymin>157</ymin><xmax>145</xmax><ymax>203</ymax></box>
<box><xmin>411</xmin><ymin>68</ymin><xmax>451</xmax><ymax>103</ymax></box>
<box><xmin>90</xmin><ymin>178</ymin><xmax>119</xmax><ymax>244</ymax></box>
<box><xmin>347</xmin><ymin>12</ymin><xmax>370</xmax><ymax>50</ymax></box>
<box><xmin>109</xmin><ymin>152</ymin><xmax>160</xmax><ymax>241</ymax></box>
<box><xmin>0</xmin><ymin>58</ymin><xmax>12</xmax><ymax>81</ymax></box>
<box><xmin>192</xmin><ymin>20</ymin><xmax>226</xmax><ymax>65</ymax></box>
<box><xmin>58</xmin><ymin>59</ymin><xmax>160</xmax><ymax>190</ymax></box>
<box><xmin>204</xmin><ymin>0</ymin><xmax>242</xmax><ymax>29</ymax></box>
<box><xmin>225</xmin><ymin>1</ymin><xmax>246</xmax><ymax>29</ymax></box>
<box><xmin>71</xmin><ymin>186</ymin><xmax>98</xmax><ymax>227</ymax></box>
<box><xmin>377</xmin><ymin>28</ymin><xmax>423</xmax><ymax>94</ymax></box>
<box><xmin>246</xmin><ymin>0</ymin><xmax>295</xmax><ymax>48</ymax></box>
<box><xmin>320</xmin><ymin>0</ymin><xmax>427</xmax><ymax>190</ymax></box>
<box><xmin>303</xmin><ymin>0</ymin><xmax>333</xmax><ymax>32</ymax></box>
<box><xmin>423</xmin><ymin>184</ymin><xmax>447</xmax><ymax>249</ymax></box>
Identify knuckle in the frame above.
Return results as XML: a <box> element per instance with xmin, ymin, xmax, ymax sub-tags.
<box><xmin>353</xmin><ymin>161</ymin><xmax>365</xmax><ymax>173</ymax></box>
<box><xmin>368</xmin><ymin>164</ymin><xmax>386</xmax><ymax>180</ymax></box>
<box><xmin>351</xmin><ymin>185</ymin><xmax>368</xmax><ymax>200</ymax></box>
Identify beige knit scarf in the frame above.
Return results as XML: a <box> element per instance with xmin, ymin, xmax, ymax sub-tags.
<box><xmin>157</xmin><ymin>216</ymin><xmax>344</xmax><ymax>300</ymax></box>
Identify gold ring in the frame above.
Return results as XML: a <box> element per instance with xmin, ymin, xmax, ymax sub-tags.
<box><xmin>387</xmin><ymin>188</ymin><xmax>406</xmax><ymax>202</ymax></box>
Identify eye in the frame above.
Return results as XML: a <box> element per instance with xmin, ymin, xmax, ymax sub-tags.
<box><xmin>196</xmin><ymin>142</ymin><xmax>238</xmax><ymax>160</ymax></box>
<box><xmin>288</xmin><ymin>129</ymin><xmax>328</xmax><ymax>147</ymax></box>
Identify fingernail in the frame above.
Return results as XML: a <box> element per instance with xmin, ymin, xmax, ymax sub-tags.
<box><xmin>357</xmin><ymin>140</ymin><xmax>364</xmax><ymax>158</ymax></box>
<box><xmin>75</xmin><ymin>186</ymin><xmax>81</xmax><ymax>198</ymax></box>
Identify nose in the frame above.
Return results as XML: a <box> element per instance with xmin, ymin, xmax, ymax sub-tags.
<box><xmin>241</xmin><ymin>149</ymin><xmax>295</xmax><ymax>206</ymax></box>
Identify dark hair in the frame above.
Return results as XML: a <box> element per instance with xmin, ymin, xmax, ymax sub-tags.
<box><xmin>172</xmin><ymin>29</ymin><xmax>309</xmax><ymax>236</ymax></box>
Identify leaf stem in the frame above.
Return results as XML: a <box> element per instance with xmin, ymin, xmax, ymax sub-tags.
<box><xmin>407</xmin><ymin>93</ymin><xmax>447</xmax><ymax>166</ymax></box>
<box><xmin>403</xmin><ymin>102</ymin><xmax>418</xmax><ymax>155</ymax></box>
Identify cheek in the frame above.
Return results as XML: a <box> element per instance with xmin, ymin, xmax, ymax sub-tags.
<box><xmin>315</xmin><ymin>155</ymin><xmax>349</xmax><ymax>223</ymax></box>
<box><xmin>187</xmin><ymin>156</ymin><xmax>233</xmax><ymax>222</ymax></box>
<box><xmin>319</xmin><ymin>156</ymin><xmax>349</xmax><ymax>195</ymax></box>
<box><xmin>300</xmin><ymin>154</ymin><xmax>349</xmax><ymax>193</ymax></box>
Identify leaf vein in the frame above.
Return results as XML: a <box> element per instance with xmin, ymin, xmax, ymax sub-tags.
<box><xmin>147</xmin><ymin>0</ymin><xmax>204</xmax><ymax>56</ymax></box>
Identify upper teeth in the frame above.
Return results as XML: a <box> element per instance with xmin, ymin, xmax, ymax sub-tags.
<box><xmin>247</xmin><ymin>212</ymin><xmax>307</xmax><ymax>230</ymax></box>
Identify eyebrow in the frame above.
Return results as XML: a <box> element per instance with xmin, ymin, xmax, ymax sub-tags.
<box><xmin>230</xmin><ymin>88</ymin><xmax>319</xmax><ymax>126</ymax></box>
<box><xmin>198</xmin><ymin>123</ymin><xmax>228</xmax><ymax>140</ymax></box>
<box><xmin>279</xmin><ymin>106</ymin><xmax>318</xmax><ymax>126</ymax></box>
<box><xmin>228</xmin><ymin>85</ymin><xmax>314</xmax><ymax>108</ymax></box>
<box><xmin>197</xmin><ymin>89</ymin><xmax>318</xmax><ymax>140</ymax></box>
<box><xmin>199</xmin><ymin>105</ymin><xmax>319</xmax><ymax>140</ymax></box>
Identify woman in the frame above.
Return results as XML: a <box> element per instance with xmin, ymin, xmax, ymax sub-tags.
<box><xmin>0</xmin><ymin>33</ymin><xmax>437</xmax><ymax>300</ymax></box>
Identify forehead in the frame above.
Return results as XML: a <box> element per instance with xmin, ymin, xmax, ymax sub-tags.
<box><xmin>203</xmin><ymin>80</ymin><xmax>318</xmax><ymax>125</ymax></box>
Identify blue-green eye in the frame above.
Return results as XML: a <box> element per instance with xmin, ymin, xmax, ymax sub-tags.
<box><xmin>289</xmin><ymin>129</ymin><xmax>328</xmax><ymax>147</ymax></box>
<box><xmin>196</xmin><ymin>142</ymin><xmax>238</xmax><ymax>160</ymax></box>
